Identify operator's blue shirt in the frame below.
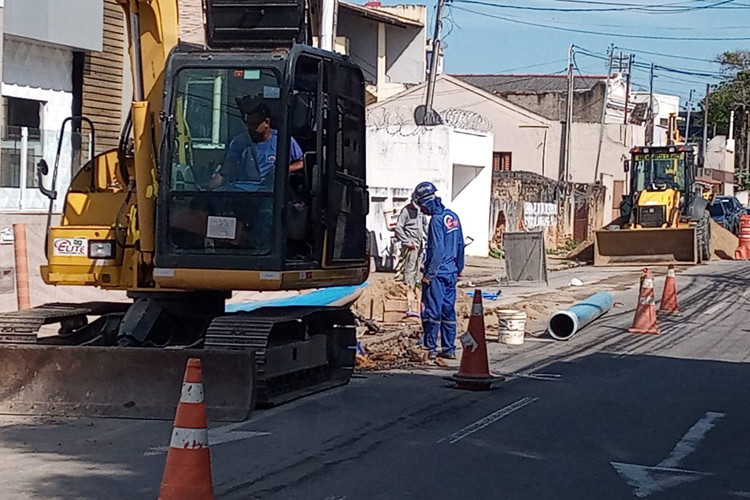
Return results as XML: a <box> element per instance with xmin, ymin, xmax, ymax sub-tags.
<box><xmin>225</xmin><ymin>129</ymin><xmax>303</xmax><ymax>191</ymax></box>
<box><xmin>423</xmin><ymin>203</ymin><xmax>465</xmax><ymax>280</ymax></box>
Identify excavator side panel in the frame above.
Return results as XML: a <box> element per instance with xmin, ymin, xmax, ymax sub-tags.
<box><xmin>0</xmin><ymin>346</ymin><xmax>256</xmax><ymax>421</ymax></box>
<box><xmin>594</xmin><ymin>227</ymin><xmax>697</xmax><ymax>266</ymax></box>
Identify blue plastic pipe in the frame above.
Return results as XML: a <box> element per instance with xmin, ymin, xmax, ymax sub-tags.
<box><xmin>547</xmin><ymin>291</ymin><xmax>613</xmax><ymax>341</ymax></box>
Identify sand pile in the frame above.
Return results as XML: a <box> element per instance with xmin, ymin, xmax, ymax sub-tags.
<box><xmin>566</xmin><ymin>239</ymin><xmax>594</xmax><ymax>263</ymax></box>
<box><xmin>710</xmin><ymin>220</ymin><xmax>737</xmax><ymax>260</ymax></box>
<box><xmin>353</xmin><ymin>275</ymin><xmax>410</xmax><ymax>318</ymax></box>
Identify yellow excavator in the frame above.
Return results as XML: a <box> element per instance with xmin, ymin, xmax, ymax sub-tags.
<box><xmin>0</xmin><ymin>0</ymin><xmax>369</xmax><ymax>420</ymax></box>
<box><xmin>594</xmin><ymin>143</ymin><xmax>711</xmax><ymax>266</ymax></box>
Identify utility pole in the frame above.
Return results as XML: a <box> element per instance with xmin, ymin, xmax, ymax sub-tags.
<box><xmin>623</xmin><ymin>54</ymin><xmax>633</xmax><ymax>126</ymax></box>
<box><xmin>420</xmin><ymin>0</ymin><xmax>446</xmax><ymax>126</ymax></box>
<box><xmin>646</xmin><ymin>63</ymin><xmax>655</xmax><ymax>146</ymax></box>
<box><xmin>563</xmin><ymin>44</ymin><xmax>574</xmax><ymax>182</ymax></box>
<box><xmin>594</xmin><ymin>45</ymin><xmax>615</xmax><ymax>183</ymax></box>
<box><xmin>319</xmin><ymin>0</ymin><xmax>337</xmax><ymax>51</ymax></box>
<box><xmin>702</xmin><ymin>83</ymin><xmax>711</xmax><ymax>168</ymax></box>
<box><xmin>685</xmin><ymin>89</ymin><xmax>694</xmax><ymax>143</ymax></box>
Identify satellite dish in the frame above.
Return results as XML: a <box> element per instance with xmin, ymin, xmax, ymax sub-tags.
<box><xmin>414</xmin><ymin>105</ymin><xmax>443</xmax><ymax>127</ymax></box>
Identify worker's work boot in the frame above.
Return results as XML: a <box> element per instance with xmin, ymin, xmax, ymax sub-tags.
<box><xmin>438</xmin><ymin>352</ymin><xmax>456</xmax><ymax>360</ymax></box>
<box><xmin>428</xmin><ymin>352</ymin><xmax>438</xmax><ymax>360</ymax></box>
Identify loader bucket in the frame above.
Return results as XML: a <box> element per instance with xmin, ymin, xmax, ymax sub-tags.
<box><xmin>594</xmin><ymin>227</ymin><xmax>697</xmax><ymax>266</ymax></box>
<box><xmin>0</xmin><ymin>346</ymin><xmax>256</xmax><ymax>421</ymax></box>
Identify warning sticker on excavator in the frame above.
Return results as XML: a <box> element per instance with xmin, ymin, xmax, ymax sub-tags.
<box><xmin>207</xmin><ymin>216</ymin><xmax>237</xmax><ymax>240</ymax></box>
<box><xmin>53</xmin><ymin>238</ymin><xmax>87</xmax><ymax>256</ymax></box>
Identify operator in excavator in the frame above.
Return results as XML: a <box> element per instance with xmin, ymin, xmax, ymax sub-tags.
<box><xmin>209</xmin><ymin>96</ymin><xmax>304</xmax><ymax>191</ymax></box>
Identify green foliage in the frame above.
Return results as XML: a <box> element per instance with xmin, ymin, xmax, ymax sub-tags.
<box><xmin>701</xmin><ymin>51</ymin><xmax>750</xmax><ymax>189</ymax></box>
<box><xmin>548</xmin><ymin>238</ymin><xmax>582</xmax><ymax>255</ymax></box>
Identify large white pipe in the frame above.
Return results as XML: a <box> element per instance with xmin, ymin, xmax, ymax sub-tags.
<box><xmin>547</xmin><ymin>292</ymin><xmax>613</xmax><ymax>341</ymax></box>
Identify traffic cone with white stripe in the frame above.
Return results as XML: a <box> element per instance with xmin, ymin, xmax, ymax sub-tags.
<box><xmin>659</xmin><ymin>264</ymin><xmax>679</xmax><ymax>314</ymax></box>
<box><xmin>628</xmin><ymin>268</ymin><xmax>660</xmax><ymax>335</ymax></box>
<box><xmin>159</xmin><ymin>358</ymin><xmax>214</xmax><ymax>500</ymax></box>
<box><xmin>449</xmin><ymin>290</ymin><xmax>502</xmax><ymax>390</ymax></box>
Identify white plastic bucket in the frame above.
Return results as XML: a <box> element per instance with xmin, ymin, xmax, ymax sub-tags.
<box><xmin>496</xmin><ymin>309</ymin><xmax>527</xmax><ymax>345</ymax></box>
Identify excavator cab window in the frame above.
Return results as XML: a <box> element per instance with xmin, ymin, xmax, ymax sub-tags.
<box><xmin>165</xmin><ymin>66</ymin><xmax>285</xmax><ymax>256</ymax></box>
<box><xmin>156</xmin><ymin>49</ymin><xmax>368</xmax><ymax>275</ymax></box>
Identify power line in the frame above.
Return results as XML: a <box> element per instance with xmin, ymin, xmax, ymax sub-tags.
<box><xmin>451</xmin><ymin>0</ymin><xmax>736</xmax><ymax>13</ymax></box>
<box><xmin>450</xmin><ymin>5</ymin><xmax>750</xmax><ymax>40</ymax></box>
<box><xmin>616</xmin><ymin>46</ymin><xmax>723</xmax><ymax>64</ymax></box>
<box><xmin>575</xmin><ymin>45</ymin><xmax>727</xmax><ymax>78</ymax></box>
<box><xmin>495</xmin><ymin>58</ymin><xmax>569</xmax><ymax>73</ymax></box>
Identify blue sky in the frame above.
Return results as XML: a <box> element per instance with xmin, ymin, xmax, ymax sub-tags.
<box><xmin>380</xmin><ymin>0</ymin><xmax>750</xmax><ymax>109</ymax></box>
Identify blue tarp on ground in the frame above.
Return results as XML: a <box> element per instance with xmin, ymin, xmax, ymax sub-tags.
<box><xmin>225</xmin><ymin>283</ymin><xmax>368</xmax><ymax>313</ymax></box>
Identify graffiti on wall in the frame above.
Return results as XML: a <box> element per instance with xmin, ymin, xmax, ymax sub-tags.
<box><xmin>523</xmin><ymin>202</ymin><xmax>557</xmax><ymax>229</ymax></box>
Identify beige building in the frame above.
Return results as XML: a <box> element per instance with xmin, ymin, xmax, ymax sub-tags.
<box><xmin>178</xmin><ymin>0</ymin><xmax>427</xmax><ymax>104</ymax></box>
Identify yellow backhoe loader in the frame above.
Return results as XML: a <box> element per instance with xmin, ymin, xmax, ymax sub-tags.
<box><xmin>0</xmin><ymin>0</ymin><xmax>369</xmax><ymax>420</ymax></box>
<box><xmin>594</xmin><ymin>144</ymin><xmax>711</xmax><ymax>266</ymax></box>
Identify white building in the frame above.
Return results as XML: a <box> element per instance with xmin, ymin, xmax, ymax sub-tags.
<box><xmin>1</xmin><ymin>0</ymin><xmax>125</xmax><ymax>213</ymax></box>
<box><xmin>367</xmin><ymin>122</ymin><xmax>493</xmax><ymax>262</ymax></box>
<box><xmin>631</xmin><ymin>92</ymin><xmax>681</xmax><ymax>147</ymax></box>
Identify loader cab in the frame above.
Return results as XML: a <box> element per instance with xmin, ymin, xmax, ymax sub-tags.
<box><xmin>628</xmin><ymin>145</ymin><xmax>696</xmax><ymax>221</ymax></box>
<box><xmin>630</xmin><ymin>146</ymin><xmax>694</xmax><ymax>195</ymax></box>
<box><xmin>155</xmin><ymin>46</ymin><xmax>369</xmax><ymax>290</ymax></box>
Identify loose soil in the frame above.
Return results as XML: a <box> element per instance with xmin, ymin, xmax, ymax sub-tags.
<box><xmin>710</xmin><ymin>220</ymin><xmax>737</xmax><ymax>260</ymax></box>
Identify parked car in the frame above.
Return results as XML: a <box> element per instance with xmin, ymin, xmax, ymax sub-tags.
<box><xmin>709</xmin><ymin>201</ymin><xmax>736</xmax><ymax>233</ymax></box>
<box><xmin>715</xmin><ymin>195</ymin><xmax>743</xmax><ymax>214</ymax></box>
<box><xmin>714</xmin><ymin>196</ymin><xmax>743</xmax><ymax>234</ymax></box>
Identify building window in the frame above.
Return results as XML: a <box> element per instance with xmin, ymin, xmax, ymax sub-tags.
<box><xmin>1</xmin><ymin>97</ymin><xmax>44</xmax><ymax>188</ymax></box>
<box><xmin>6</xmin><ymin>97</ymin><xmax>43</xmax><ymax>138</ymax></box>
<box><xmin>493</xmin><ymin>152</ymin><xmax>512</xmax><ymax>172</ymax></box>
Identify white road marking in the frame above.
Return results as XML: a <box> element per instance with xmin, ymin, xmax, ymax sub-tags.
<box><xmin>611</xmin><ymin>411</ymin><xmax>725</xmax><ymax>498</ymax></box>
<box><xmin>438</xmin><ymin>397</ymin><xmax>537</xmax><ymax>445</ymax></box>
<box><xmin>658</xmin><ymin>411</ymin><xmax>724</xmax><ymax>468</ymax></box>
<box><xmin>143</xmin><ymin>422</ymin><xmax>270</xmax><ymax>456</ymax></box>
<box><xmin>495</xmin><ymin>372</ymin><xmax>561</xmax><ymax>381</ymax></box>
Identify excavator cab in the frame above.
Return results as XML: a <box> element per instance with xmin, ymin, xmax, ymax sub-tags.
<box><xmin>155</xmin><ymin>47</ymin><xmax>369</xmax><ymax>291</ymax></box>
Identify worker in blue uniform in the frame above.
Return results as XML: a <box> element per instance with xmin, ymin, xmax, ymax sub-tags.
<box><xmin>412</xmin><ymin>182</ymin><xmax>465</xmax><ymax>360</ymax></box>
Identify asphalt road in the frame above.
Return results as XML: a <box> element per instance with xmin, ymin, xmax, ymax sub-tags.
<box><xmin>0</xmin><ymin>261</ymin><xmax>749</xmax><ymax>499</ymax></box>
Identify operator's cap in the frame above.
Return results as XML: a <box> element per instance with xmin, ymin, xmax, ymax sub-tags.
<box><xmin>413</xmin><ymin>181</ymin><xmax>437</xmax><ymax>206</ymax></box>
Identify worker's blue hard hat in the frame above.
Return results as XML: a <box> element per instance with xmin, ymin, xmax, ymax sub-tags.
<box><xmin>413</xmin><ymin>181</ymin><xmax>437</xmax><ymax>206</ymax></box>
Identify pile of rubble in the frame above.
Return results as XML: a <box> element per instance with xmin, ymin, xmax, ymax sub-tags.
<box><xmin>356</xmin><ymin>325</ymin><xmax>427</xmax><ymax>371</ymax></box>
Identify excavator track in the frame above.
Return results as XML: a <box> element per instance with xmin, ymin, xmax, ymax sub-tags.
<box><xmin>204</xmin><ymin>306</ymin><xmax>357</xmax><ymax>406</ymax></box>
<box><xmin>0</xmin><ymin>302</ymin><xmax>130</xmax><ymax>344</ymax></box>
<box><xmin>0</xmin><ymin>303</ymin><xmax>355</xmax><ymax>420</ymax></box>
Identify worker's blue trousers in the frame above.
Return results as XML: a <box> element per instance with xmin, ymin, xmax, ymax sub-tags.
<box><xmin>421</xmin><ymin>274</ymin><xmax>458</xmax><ymax>355</ymax></box>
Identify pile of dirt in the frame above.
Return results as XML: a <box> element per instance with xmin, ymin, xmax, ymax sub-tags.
<box><xmin>565</xmin><ymin>239</ymin><xmax>594</xmax><ymax>263</ymax></box>
<box><xmin>710</xmin><ymin>220</ymin><xmax>737</xmax><ymax>260</ymax></box>
<box><xmin>353</xmin><ymin>275</ymin><xmax>410</xmax><ymax>318</ymax></box>
<box><xmin>357</xmin><ymin>327</ymin><xmax>427</xmax><ymax>370</ymax></box>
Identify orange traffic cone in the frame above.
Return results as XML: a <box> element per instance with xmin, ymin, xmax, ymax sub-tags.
<box><xmin>159</xmin><ymin>358</ymin><xmax>214</xmax><ymax>500</ymax></box>
<box><xmin>735</xmin><ymin>214</ymin><xmax>750</xmax><ymax>259</ymax></box>
<box><xmin>450</xmin><ymin>290</ymin><xmax>501</xmax><ymax>390</ymax></box>
<box><xmin>628</xmin><ymin>268</ymin><xmax>660</xmax><ymax>335</ymax></box>
<box><xmin>659</xmin><ymin>264</ymin><xmax>679</xmax><ymax>314</ymax></box>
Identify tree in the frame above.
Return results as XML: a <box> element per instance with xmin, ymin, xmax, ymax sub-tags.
<box><xmin>703</xmin><ymin>51</ymin><xmax>750</xmax><ymax>189</ymax></box>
